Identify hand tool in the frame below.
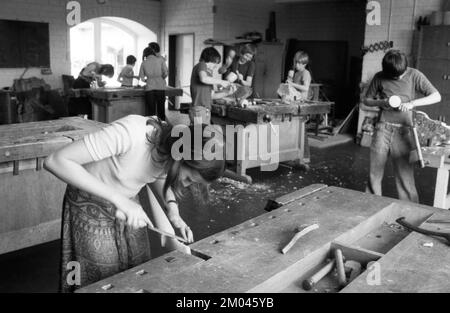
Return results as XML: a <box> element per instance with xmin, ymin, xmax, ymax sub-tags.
<box><xmin>334</xmin><ymin>249</ymin><xmax>346</xmax><ymax>287</ymax></box>
<box><xmin>344</xmin><ymin>260</ymin><xmax>362</xmax><ymax>283</ymax></box>
<box><xmin>410</xmin><ymin>111</ymin><xmax>425</xmax><ymax>168</ymax></box>
<box><xmin>396</xmin><ymin>217</ymin><xmax>450</xmax><ymax>245</ymax></box>
<box><xmin>147</xmin><ymin>225</ymin><xmax>188</xmax><ymax>243</ymax></box>
<box><xmin>281</xmin><ymin>223</ymin><xmax>319</xmax><ymax>254</ymax></box>
<box><xmin>302</xmin><ymin>259</ymin><xmax>335</xmax><ymax>291</ymax></box>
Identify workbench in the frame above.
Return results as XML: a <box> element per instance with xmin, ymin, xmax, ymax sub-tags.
<box><xmin>0</xmin><ymin>117</ymin><xmax>105</xmax><ymax>254</ymax></box>
<box><xmin>422</xmin><ymin>146</ymin><xmax>450</xmax><ymax>209</ymax></box>
<box><xmin>211</xmin><ymin>99</ymin><xmax>332</xmax><ymax>183</ymax></box>
<box><xmin>88</xmin><ymin>87</ymin><xmax>183</xmax><ymax>123</ymax></box>
<box><xmin>78</xmin><ymin>184</ymin><xmax>450</xmax><ymax>293</ymax></box>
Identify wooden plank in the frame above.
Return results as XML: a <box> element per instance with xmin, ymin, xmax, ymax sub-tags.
<box><xmin>433</xmin><ymin>167</ymin><xmax>450</xmax><ymax>209</ymax></box>
<box><xmin>265</xmin><ymin>184</ymin><xmax>327</xmax><ymax>211</ymax></box>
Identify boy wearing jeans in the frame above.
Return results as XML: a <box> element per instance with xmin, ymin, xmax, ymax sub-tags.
<box><xmin>190</xmin><ymin>47</ymin><xmax>235</xmax><ymax>124</ymax></box>
<box><xmin>364</xmin><ymin>50</ymin><xmax>441</xmax><ymax>202</ymax></box>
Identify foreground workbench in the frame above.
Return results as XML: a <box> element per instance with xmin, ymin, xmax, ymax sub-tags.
<box><xmin>211</xmin><ymin>99</ymin><xmax>332</xmax><ymax>183</ymax></box>
<box><xmin>0</xmin><ymin>117</ymin><xmax>105</xmax><ymax>254</ymax></box>
<box><xmin>79</xmin><ymin>185</ymin><xmax>450</xmax><ymax>293</ymax></box>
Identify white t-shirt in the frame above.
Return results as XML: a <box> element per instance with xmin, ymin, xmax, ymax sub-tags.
<box><xmin>83</xmin><ymin>115</ymin><xmax>166</xmax><ymax>198</ymax></box>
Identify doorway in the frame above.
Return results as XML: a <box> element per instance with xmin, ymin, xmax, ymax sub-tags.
<box><xmin>168</xmin><ymin>33</ymin><xmax>194</xmax><ymax>109</ymax></box>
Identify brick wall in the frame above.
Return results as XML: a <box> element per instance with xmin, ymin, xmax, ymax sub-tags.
<box><xmin>161</xmin><ymin>0</ymin><xmax>215</xmax><ymax>64</ymax></box>
<box><xmin>0</xmin><ymin>0</ymin><xmax>160</xmax><ymax>89</ymax></box>
<box><xmin>276</xmin><ymin>1</ymin><xmax>366</xmax><ymax>60</ymax></box>
<box><xmin>362</xmin><ymin>0</ymin><xmax>445</xmax><ymax>83</ymax></box>
<box><xmin>213</xmin><ymin>0</ymin><xmax>275</xmax><ymax>40</ymax></box>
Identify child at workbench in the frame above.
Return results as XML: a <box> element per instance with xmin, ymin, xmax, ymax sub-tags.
<box><xmin>44</xmin><ymin>115</ymin><xmax>226</xmax><ymax>292</ymax></box>
<box><xmin>190</xmin><ymin>47</ymin><xmax>236</xmax><ymax>124</ymax></box>
<box><xmin>70</xmin><ymin>62</ymin><xmax>114</xmax><ymax>118</ymax></box>
<box><xmin>140</xmin><ymin>42</ymin><xmax>169</xmax><ymax>120</ymax></box>
<box><xmin>286</xmin><ymin>51</ymin><xmax>312</xmax><ymax>101</ymax></box>
<box><xmin>364</xmin><ymin>49</ymin><xmax>441</xmax><ymax>202</ymax></box>
<box><xmin>226</xmin><ymin>44</ymin><xmax>257</xmax><ymax>91</ymax></box>
<box><xmin>117</xmin><ymin>55</ymin><xmax>139</xmax><ymax>87</ymax></box>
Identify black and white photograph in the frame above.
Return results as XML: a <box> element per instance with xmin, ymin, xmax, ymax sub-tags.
<box><xmin>0</xmin><ymin>0</ymin><xmax>449</xmax><ymax>301</ymax></box>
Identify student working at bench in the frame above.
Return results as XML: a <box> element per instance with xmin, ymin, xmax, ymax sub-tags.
<box><xmin>364</xmin><ymin>49</ymin><xmax>441</xmax><ymax>203</ymax></box>
<box><xmin>70</xmin><ymin>62</ymin><xmax>114</xmax><ymax>118</ymax></box>
<box><xmin>44</xmin><ymin>115</ymin><xmax>226</xmax><ymax>292</ymax></box>
<box><xmin>286</xmin><ymin>51</ymin><xmax>312</xmax><ymax>101</ymax></box>
<box><xmin>190</xmin><ymin>47</ymin><xmax>236</xmax><ymax>125</ymax></box>
<box><xmin>117</xmin><ymin>55</ymin><xmax>139</xmax><ymax>87</ymax></box>
<box><xmin>225</xmin><ymin>44</ymin><xmax>257</xmax><ymax>91</ymax></box>
<box><xmin>140</xmin><ymin>42</ymin><xmax>169</xmax><ymax>121</ymax></box>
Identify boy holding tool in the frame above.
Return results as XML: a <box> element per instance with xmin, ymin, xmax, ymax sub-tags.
<box><xmin>363</xmin><ymin>50</ymin><xmax>441</xmax><ymax>202</ymax></box>
<box><xmin>190</xmin><ymin>47</ymin><xmax>236</xmax><ymax>124</ymax></box>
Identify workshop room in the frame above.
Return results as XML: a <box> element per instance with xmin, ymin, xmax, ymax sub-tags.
<box><xmin>0</xmin><ymin>0</ymin><xmax>449</xmax><ymax>296</ymax></box>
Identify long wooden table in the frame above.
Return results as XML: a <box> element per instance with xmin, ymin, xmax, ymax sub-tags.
<box><xmin>0</xmin><ymin>117</ymin><xmax>105</xmax><ymax>254</ymax></box>
<box><xmin>70</xmin><ymin>87</ymin><xmax>183</xmax><ymax>123</ymax></box>
<box><xmin>211</xmin><ymin>100</ymin><xmax>332</xmax><ymax>183</ymax></box>
<box><xmin>78</xmin><ymin>185</ymin><xmax>450</xmax><ymax>293</ymax></box>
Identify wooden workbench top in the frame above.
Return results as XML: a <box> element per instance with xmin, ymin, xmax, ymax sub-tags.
<box><xmin>0</xmin><ymin>117</ymin><xmax>105</xmax><ymax>163</ymax></box>
<box><xmin>78</xmin><ymin>185</ymin><xmax>450</xmax><ymax>293</ymax></box>
<box><xmin>212</xmin><ymin>100</ymin><xmax>332</xmax><ymax>124</ymax></box>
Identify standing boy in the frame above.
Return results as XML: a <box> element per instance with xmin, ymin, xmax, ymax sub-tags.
<box><xmin>118</xmin><ymin>55</ymin><xmax>139</xmax><ymax>87</ymax></box>
<box><xmin>190</xmin><ymin>47</ymin><xmax>235</xmax><ymax>124</ymax></box>
<box><xmin>364</xmin><ymin>50</ymin><xmax>441</xmax><ymax>202</ymax></box>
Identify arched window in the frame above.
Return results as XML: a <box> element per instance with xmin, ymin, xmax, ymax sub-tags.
<box><xmin>70</xmin><ymin>17</ymin><xmax>156</xmax><ymax>87</ymax></box>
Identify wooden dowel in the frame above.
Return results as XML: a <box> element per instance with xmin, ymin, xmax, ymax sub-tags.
<box><xmin>334</xmin><ymin>248</ymin><xmax>346</xmax><ymax>287</ymax></box>
<box><xmin>303</xmin><ymin>259</ymin><xmax>336</xmax><ymax>291</ymax></box>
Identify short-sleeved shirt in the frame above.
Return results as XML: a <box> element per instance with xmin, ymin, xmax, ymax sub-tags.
<box><xmin>139</xmin><ymin>55</ymin><xmax>168</xmax><ymax>90</ymax></box>
<box><xmin>365</xmin><ymin>67</ymin><xmax>438</xmax><ymax>126</ymax></box>
<box><xmin>230</xmin><ymin>58</ymin><xmax>256</xmax><ymax>85</ymax></box>
<box><xmin>190</xmin><ymin>61</ymin><xmax>213</xmax><ymax>109</ymax></box>
<box><xmin>78</xmin><ymin>62</ymin><xmax>101</xmax><ymax>84</ymax></box>
<box><xmin>83</xmin><ymin>115</ymin><xmax>166</xmax><ymax>198</ymax></box>
<box><xmin>118</xmin><ymin>65</ymin><xmax>135</xmax><ymax>87</ymax></box>
<box><xmin>293</xmin><ymin>69</ymin><xmax>312</xmax><ymax>100</ymax></box>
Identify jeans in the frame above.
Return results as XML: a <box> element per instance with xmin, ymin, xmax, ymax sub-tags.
<box><xmin>366</xmin><ymin>121</ymin><xmax>419</xmax><ymax>203</ymax></box>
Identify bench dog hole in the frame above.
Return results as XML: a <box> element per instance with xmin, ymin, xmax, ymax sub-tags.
<box><xmin>165</xmin><ymin>256</ymin><xmax>176</xmax><ymax>263</ymax></box>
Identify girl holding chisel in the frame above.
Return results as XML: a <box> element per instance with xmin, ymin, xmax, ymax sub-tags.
<box><xmin>44</xmin><ymin>115</ymin><xmax>225</xmax><ymax>292</ymax></box>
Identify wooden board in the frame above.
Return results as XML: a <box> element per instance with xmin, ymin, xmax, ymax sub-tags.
<box><xmin>78</xmin><ymin>186</ymin><xmax>449</xmax><ymax>293</ymax></box>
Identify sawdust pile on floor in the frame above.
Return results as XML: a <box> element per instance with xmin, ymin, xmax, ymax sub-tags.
<box><xmin>215</xmin><ymin>177</ymin><xmax>271</xmax><ymax>191</ymax></box>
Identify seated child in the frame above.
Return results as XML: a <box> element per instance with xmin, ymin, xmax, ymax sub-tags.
<box><xmin>286</xmin><ymin>51</ymin><xmax>312</xmax><ymax>101</ymax></box>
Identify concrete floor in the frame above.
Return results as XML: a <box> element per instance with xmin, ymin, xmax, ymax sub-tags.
<box><xmin>0</xmin><ymin>109</ymin><xmax>442</xmax><ymax>292</ymax></box>
<box><xmin>0</xmin><ymin>120</ymin><xmax>441</xmax><ymax>292</ymax></box>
